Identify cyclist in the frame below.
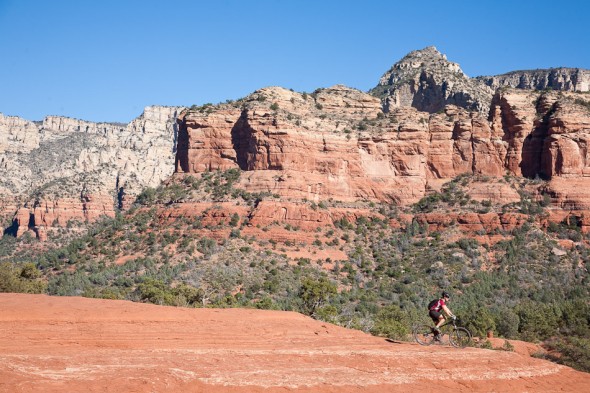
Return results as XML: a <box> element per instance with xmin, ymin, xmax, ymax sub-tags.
<box><xmin>429</xmin><ymin>291</ymin><xmax>456</xmax><ymax>340</ymax></box>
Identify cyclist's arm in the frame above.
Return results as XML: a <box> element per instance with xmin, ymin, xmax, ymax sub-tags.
<box><xmin>442</xmin><ymin>305</ymin><xmax>455</xmax><ymax>318</ymax></box>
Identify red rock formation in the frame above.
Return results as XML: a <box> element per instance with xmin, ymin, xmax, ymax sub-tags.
<box><xmin>463</xmin><ymin>180</ymin><xmax>520</xmax><ymax>204</ymax></box>
<box><xmin>9</xmin><ymin>194</ymin><xmax>115</xmax><ymax>240</ymax></box>
<box><xmin>175</xmin><ymin>108</ymin><xmax>242</xmax><ymax>173</ymax></box>
<box><xmin>172</xmin><ymin>86</ymin><xmax>590</xmax><ymax>225</ymax></box>
<box><xmin>150</xmin><ymin>199</ymin><xmax>383</xmax><ymax>248</ymax></box>
<box><xmin>544</xmin><ymin>99</ymin><xmax>590</xmax><ymax>177</ymax></box>
<box><xmin>414</xmin><ymin>212</ymin><xmax>529</xmax><ymax>234</ymax></box>
<box><xmin>5</xmin><ymin>80</ymin><xmax>590</xmax><ymax>242</ymax></box>
<box><xmin>13</xmin><ymin>207</ymin><xmax>31</xmax><ymax>238</ymax></box>
<box><xmin>177</xmin><ymin>88</ymin><xmax>471</xmax><ymax>205</ymax></box>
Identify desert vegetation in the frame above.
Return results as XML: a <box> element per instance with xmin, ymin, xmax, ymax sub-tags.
<box><xmin>1</xmin><ymin>170</ymin><xmax>589</xmax><ymax>371</ymax></box>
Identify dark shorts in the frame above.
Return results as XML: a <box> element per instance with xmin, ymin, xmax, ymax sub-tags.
<box><xmin>429</xmin><ymin>310</ymin><xmax>442</xmax><ymax>323</ymax></box>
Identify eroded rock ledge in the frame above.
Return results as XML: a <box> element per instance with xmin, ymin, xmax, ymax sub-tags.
<box><xmin>175</xmin><ymin>86</ymin><xmax>590</xmax><ymax>209</ymax></box>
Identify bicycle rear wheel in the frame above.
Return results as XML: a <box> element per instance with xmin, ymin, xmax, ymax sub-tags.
<box><xmin>413</xmin><ymin>324</ymin><xmax>436</xmax><ymax>346</ymax></box>
<box><xmin>449</xmin><ymin>327</ymin><xmax>471</xmax><ymax>348</ymax></box>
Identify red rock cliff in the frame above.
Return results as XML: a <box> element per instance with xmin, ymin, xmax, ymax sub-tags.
<box><xmin>175</xmin><ymin>86</ymin><xmax>590</xmax><ymax>209</ymax></box>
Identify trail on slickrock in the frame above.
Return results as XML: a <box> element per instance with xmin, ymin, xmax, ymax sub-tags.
<box><xmin>0</xmin><ymin>294</ymin><xmax>588</xmax><ymax>392</ymax></box>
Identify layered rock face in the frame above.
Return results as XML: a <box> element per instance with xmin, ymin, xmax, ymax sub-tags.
<box><xmin>1</xmin><ymin>106</ymin><xmax>182</xmax><ymax>238</ymax></box>
<box><xmin>177</xmin><ymin>86</ymin><xmax>425</xmax><ymax>204</ymax></box>
<box><xmin>489</xmin><ymin>89</ymin><xmax>590</xmax><ymax>208</ymax></box>
<box><xmin>176</xmin><ymin>85</ymin><xmax>416</xmax><ymax>203</ymax></box>
<box><xmin>0</xmin><ymin>114</ymin><xmax>41</xmax><ymax>153</ymax></box>
<box><xmin>477</xmin><ymin>68</ymin><xmax>590</xmax><ymax>92</ymax></box>
<box><xmin>369</xmin><ymin>46</ymin><xmax>494</xmax><ymax>113</ymax></box>
<box><xmin>176</xmin><ymin>85</ymin><xmax>590</xmax><ymax>211</ymax></box>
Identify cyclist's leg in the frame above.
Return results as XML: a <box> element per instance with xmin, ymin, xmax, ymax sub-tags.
<box><xmin>434</xmin><ymin>314</ymin><xmax>445</xmax><ymax>329</ymax></box>
<box><xmin>429</xmin><ymin>310</ymin><xmax>440</xmax><ymax>325</ymax></box>
<box><xmin>429</xmin><ymin>310</ymin><xmax>444</xmax><ymax>334</ymax></box>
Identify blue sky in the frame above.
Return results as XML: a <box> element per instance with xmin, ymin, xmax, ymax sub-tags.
<box><xmin>1</xmin><ymin>0</ymin><xmax>589</xmax><ymax>123</ymax></box>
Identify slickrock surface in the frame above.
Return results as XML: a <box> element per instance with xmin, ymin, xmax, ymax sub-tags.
<box><xmin>1</xmin><ymin>293</ymin><xmax>588</xmax><ymax>393</ymax></box>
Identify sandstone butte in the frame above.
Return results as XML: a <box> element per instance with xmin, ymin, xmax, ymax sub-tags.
<box><xmin>1</xmin><ymin>293</ymin><xmax>589</xmax><ymax>393</ymax></box>
<box><xmin>175</xmin><ymin>86</ymin><xmax>590</xmax><ymax>206</ymax></box>
<box><xmin>170</xmin><ymin>85</ymin><xmax>590</xmax><ymax>235</ymax></box>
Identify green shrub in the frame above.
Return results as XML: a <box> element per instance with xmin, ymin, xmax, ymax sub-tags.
<box><xmin>370</xmin><ymin>305</ymin><xmax>410</xmax><ymax>340</ymax></box>
<box><xmin>136</xmin><ymin>278</ymin><xmax>175</xmax><ymax>305</ymax></box>
<box><xmin>501</xmin><ymin>340</ymin><xmax>515</xmax><ymax>352</ymax></box>
<box><xmin>299</xmin><ymin>276</ymin><xmax>337</xmax><ymax>316</ymax></box>
<box><xmin>197</xmin><ymin>237</ymin><xmax>217</xmax><ymax>257</ymax></box>
<box><xmin>478</xmin><ymin>339</ymin><xmax>493</xmax><ymax>349</ymax></box>
<box><xmin>314</xmin><ymin>305</ymin><xmax>339</xmax><ymax>324</ymax></box>
<box><xmin>559</xmin><ymin>299</ymin><xmax>590</xmax><ymax>336</ymax></box>
<box><xmin>492</xmin><ymin>307</ymin><xmax>520</xmax><ymax>339</ymax></box>
<box><xmin>135</xmin><ymin>187</ymin><xmax>157</xmax><ymax>205</ymax></box>
<box><xmin>457</xmin><ymin>305</ymin><xmax>496</xmax><ymax>338</ymax></box>
<box><xmin>254</xmin><ymin>296</ymin><xmax>277</xmax><ymax>310</ymax></box>
<box><xmin>0</xmin><ymin>262</ymin><xmax>46</xmax><ymax>294</ymax></box>
<box><xmin>516</xmin><ymin>302</ymin><xmax>561</xmax><ymax>341</ymax></box>
<box><xmin>174</xmin><ymin>283</ymin><xmax>204</xmax><ymax>306</ymax></box>
<box><xmin>229</xmin><ymin>213</ymin><xmax>240</xmax><ymax>227</ymax></box>
<box><xmin>414</xmin><ymin>193</ymin><xmax>441</xmax><ymax>212</ymax></box>
<box><xmin>554</xmin><ymin>337</ymin><xmax>590</xmax><ymax>372</ymax></box>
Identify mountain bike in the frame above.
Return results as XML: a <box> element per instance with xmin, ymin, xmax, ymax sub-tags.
<box><xmin>413</xmin><ymin>317</ymin><xmax>471</xmax><ymax>348</ymax></box>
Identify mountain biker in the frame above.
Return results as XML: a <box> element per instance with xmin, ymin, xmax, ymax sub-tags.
<box><xmin>429</xmin><ymin>291</ymin><xmax>456</xmax><ymax>340</ymax></box>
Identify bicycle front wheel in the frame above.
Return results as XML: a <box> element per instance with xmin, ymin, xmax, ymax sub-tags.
<box><xmin>449</xmin><ymin>327</ymin><xmax>471</xmax><ymax>348</ymax></box>
<box><xmin>413</xmin><ymin>324</ymin><xmax>435</xmax><ymax>346</ymax></box>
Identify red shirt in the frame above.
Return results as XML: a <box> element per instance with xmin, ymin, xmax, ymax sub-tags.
<box><xmin>430</xmin><ymin>298</ymin><xmax>446</xmax><ymax>312</ymax></box>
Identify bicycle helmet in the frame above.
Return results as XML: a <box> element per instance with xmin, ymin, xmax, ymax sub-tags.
<box><xmin>441</xmin><ymin>291</ymin><xmax>450</xmax><ymax>299</ymax></box>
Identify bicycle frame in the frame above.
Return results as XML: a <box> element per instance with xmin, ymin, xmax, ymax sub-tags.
<box><xmin>438</xmin><ymin>317</ymin><xmax>458</xmax><ymax>330</ymax></box>
<box><xmin>413</xmin><ymin>317</ymin><xmax>471</xmax><ymax>348</ymax></box>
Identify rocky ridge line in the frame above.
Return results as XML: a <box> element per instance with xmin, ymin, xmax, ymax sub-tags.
<box><xmin>476</xmin><ymin>68</ymin><xmax>590</xmax><ymax>92</ymax></box>
<box><xmin>176</xmin><ymin>84</ymin><xmax>590</xmax><ymax>204</ymax></box>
